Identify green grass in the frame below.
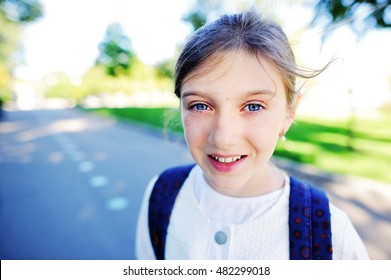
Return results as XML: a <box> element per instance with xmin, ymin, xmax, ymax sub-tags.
<box><xmin>88</xmin><ymin>107</ymin><xmax>183</xmax><ymax>133</ymax></box>
<box><xmin>88</xmin><ymin>107</ymin><xmax>391</xmax><ymax>184</ymax></box>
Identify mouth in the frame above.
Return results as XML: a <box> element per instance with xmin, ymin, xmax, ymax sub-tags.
<box><xmin>207</xmin><ymin>154</ymin><xmax>247</xmax><ymax>172</ymax></box>
<box><xmin>208</xmin><ymin>155</ymin><xmax>245</xmax><ymax>163</ymax></box>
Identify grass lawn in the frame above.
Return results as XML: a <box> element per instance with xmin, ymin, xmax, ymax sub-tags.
<box><xmin>88</xmin><ymin>107</ymin><xmax>391</xmax><ymax>184</ymax></box>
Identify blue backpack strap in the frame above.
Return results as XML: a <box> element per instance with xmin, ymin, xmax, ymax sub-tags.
<box><xmin>148</xmin><ymin>164</ymin><xmax>195</xmax><ymax>260</ymax></box>
<box><xmin>289</xmin><ymin>176</ymin><xmax>333</xmax><ymax>260</ymax></box>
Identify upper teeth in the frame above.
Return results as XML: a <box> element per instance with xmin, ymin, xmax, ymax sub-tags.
<box><xmin>212</xmin><ymin>156</ymin><xmax>242</xmax><ymax>163</ymax></box>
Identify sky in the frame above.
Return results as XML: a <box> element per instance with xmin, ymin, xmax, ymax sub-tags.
<box><xmin>15</xmin><ymin>0</ymin><xmax>315</xmax><ymax>81</ymax></box>
<box><xmin>13</xmin><ymin>0</ymin><xmax>391</xmax><ymax>113</ymax></box>
<box><xmin>15</xmin><ymin>0</ymin><xmax>194</xmax><ymax>80</ymax></box>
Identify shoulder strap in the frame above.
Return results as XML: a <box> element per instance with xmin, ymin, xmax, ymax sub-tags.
<box><xmin>148</xmin><ymin>167</ymin><xmax>332</xmax><ymax>260</ymax></box>
<box><xmin>289</xmin><ymin>176</ymin><xmax>333</xmax><ymax>260</ymax></box>
<box><xmin>148</xmin><ymin>164</ymin><xmax>195</xmax><ymax>260</ymax></box>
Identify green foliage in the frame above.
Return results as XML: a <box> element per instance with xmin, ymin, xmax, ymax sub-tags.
<box><xmin>78</xmin><ymin>66</ymin><xmax>107</xmax><ymax>98</ymax></box>
<box><xmin>42</xmin><ymin>72</ymin><xmax>80</xmax><ymax>100</ymax></box>
<box><xmin>0</xmin><ymin>0</ymin><xmax>42</xmax><ymax>23</ymax></box>
<box><xmin>183</xmin><ymin>11</ymin><xmax>207</xmax><ymax>31</ymax></box>
<box><xmin>314</xmin><ymin>0</ymin><xmax>391</xmax><ymax>31</ymax></box>
<box><xmin>0</xmin><ymin>0</ymin><xmax>42</xmax><ymax>100</ymax></box>
<box><xmin>182</xmin><ymin>0</ymin><xmax>225</xmax><ymax>31</ymax></box>
<box><xmin>41</xmin><ymin>59</ymin><xmax>174</xmax><ymax>102</ymax></box>
<box><xmin>0</xmin><ymin>14</ymin><xmax>18</xmax><ymax>99</ymax></box>
<box><xmin>0</xmin><ymin>14</ymin><xmax>19</xmax><ymax>67</ymax></box>
<box><xmin>70</xmin><ymin>22</ymin><xmax>176</xmax><ymax>100</ymax></box>
<box><xmin>155</xmin><ymin>59</ymin><xmax>175</xmax><ymax>80</ymax></box>
<box><xmin>95</xmin><ymin>23</ymin><xmax>135</xmax><ymax>77</ymax></box>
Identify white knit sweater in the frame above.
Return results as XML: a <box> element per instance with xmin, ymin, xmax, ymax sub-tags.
<box><xmin>135</xmin><ymin>165</ymin><xmax>369</xmax><ymax>260</ymax></box>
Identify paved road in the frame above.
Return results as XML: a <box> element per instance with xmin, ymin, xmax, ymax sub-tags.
<box><xmin>0</xmin><ymin>108</ymin><xmax>390</xmax><ymax>259</ymax></box>
<box><xmin>0</xmin><ymin>108</ymin><xmax>193</xmax><ymax>259</ymax></box>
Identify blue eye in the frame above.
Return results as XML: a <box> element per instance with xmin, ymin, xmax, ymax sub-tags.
<box><xmin>245</xmin><ymin>104</ymin><xmax>263</xmax><ymax>112</ymax></box>
<box><xmin>192</xmin><ymin>103</ymin><xmax>209</xmax><ymax>111</ymax></box>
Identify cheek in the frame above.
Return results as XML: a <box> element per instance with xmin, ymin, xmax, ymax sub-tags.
<box><xmin>244</xmin><ymin>125</ymin><xmax>280</xmax><ymax>162</ymax></box>
<box><xmin>250</xmin><ymin>113</ymin><xmax>282</xmax><ymax>134</ymax></box>
<box><xmin>245</xmin><ymin>115</ymin><xmax>284</xmax><ymax>145</ymax></box>
<box><xmin>181</xmin><ymin>114</ymin><xmax>208</xmax><ymax>146</ymax></box>
<box><xmin>246</xmin><ymin>125</ymin><xmax>277</xmax><ymax>148</ymax></box>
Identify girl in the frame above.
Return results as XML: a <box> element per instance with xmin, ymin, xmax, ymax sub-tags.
<box><xmin>135</xmin><ymin>9</ymin><xmax>369</xmax><ymax>260</ymax></box>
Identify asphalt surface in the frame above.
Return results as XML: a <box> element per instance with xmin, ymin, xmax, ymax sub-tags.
<box><xmin>0</xmin><ymin>108</ymin><xmax>193</xmax><ymax>259</ymax></box>
<box><xmin>0</xmin><ymin>108</ymin><xmax>390</xmax><ymax>259</ymax></box>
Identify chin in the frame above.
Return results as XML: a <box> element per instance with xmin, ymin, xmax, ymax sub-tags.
<box><xmin>205</xmin><ymin>174</ymin><xmax>250</xmax><ymax>196</ymax></box>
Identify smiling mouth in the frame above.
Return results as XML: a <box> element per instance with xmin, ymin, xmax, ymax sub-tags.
<box><xmin>209</xmin><ymin>155</ymin><xmax>245</xmax><ymax>163</ymax></box>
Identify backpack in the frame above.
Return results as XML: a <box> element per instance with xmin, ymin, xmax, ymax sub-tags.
<box><xmin>148</xmin><ymin>164</ymin><xmax>332</xmax><ymax>260</ymax></box>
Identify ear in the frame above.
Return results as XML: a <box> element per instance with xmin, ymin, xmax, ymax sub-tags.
<box><xmin>283</xmin><ymin>92</ymin><xmax>302</xmax><ymax>133</ymax></box>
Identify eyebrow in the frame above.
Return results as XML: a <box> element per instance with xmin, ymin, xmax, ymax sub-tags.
<box><xmin>181</xmin><ymin>89</ymin><xmax>275</xmax><ymax>99</ymax></box>
<box><xmin>243</xmin><ymin>90</ymin><xmax>276</xmax><ymax>98</ymax></box>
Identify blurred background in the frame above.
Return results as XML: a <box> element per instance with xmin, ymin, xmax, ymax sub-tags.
<box><xmin>0</xmin><ymin>0</ymin><xmax>390</xmax><ymax>259</ymax></box>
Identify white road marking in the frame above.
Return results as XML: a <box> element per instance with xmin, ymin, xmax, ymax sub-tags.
<box><xmin>89</xmin><ymin>175</ymin><xmax>109</xmax><ymax>188</ymax></box>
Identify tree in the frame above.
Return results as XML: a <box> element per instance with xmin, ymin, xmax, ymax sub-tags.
<box><xmin>0</xmin><ymin>0</ymin><xmax>42</xmax><ymax>102</ymax></box>
<box><xmin>95</xmin><ymin>23</ymin><xmax>135</xmax><ymax>77</ymax></box>
<box><xmin>182</xmin><ymin>0</ymin><xmax>225</xmax><ymax>31</ymax></box>
<box><xmin>0</xmin><ymin>0</ymin><xmax>42</xmax><ymax>23</ymax></box>
<box><xmin>0</xmin><ymin>0</ymin><xmax>43</xmax><ymax>67</ymax></box>
<box><xmin>155</xmin><ymin>60</ymin><xmax>175</xmax><ymax>80</ymax></box>
<box><xmin>314</xmin><ymin>0</ymin><xmax>391</xmax><ymax>32</ymax></box>
<box><xmin>0</xmin><ymin>15</ymin><xmax>19</xmax><ymax>95</ymax></box>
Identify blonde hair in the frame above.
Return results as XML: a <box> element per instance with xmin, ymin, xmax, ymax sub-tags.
<box><xmin>175</xmin><ymin>9</ymin><xmax>328</xmax><ymax>105</ymax></box>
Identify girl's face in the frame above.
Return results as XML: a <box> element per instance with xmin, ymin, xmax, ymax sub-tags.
<box><xmin>180</xmin><ymin>50</ymin><xmax>296</xmax><ymax>197</ymax></box>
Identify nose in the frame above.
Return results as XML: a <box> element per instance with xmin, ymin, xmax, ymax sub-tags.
<box><xmin>208</xmin><ymin>111</ymin><xmax>241</xmax><ymax>149</ymax></box>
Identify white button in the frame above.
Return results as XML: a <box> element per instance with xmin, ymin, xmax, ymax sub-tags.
<box><xmin>215</xmin><ymin>231</ymin><xmax>227</xmax><ymax>245</ymax></box>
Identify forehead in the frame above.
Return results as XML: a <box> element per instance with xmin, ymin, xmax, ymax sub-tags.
<box><xmin>181</xmin><ymin>50</ymin><xmax>285</xmax><ymax>97</ymax></box>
